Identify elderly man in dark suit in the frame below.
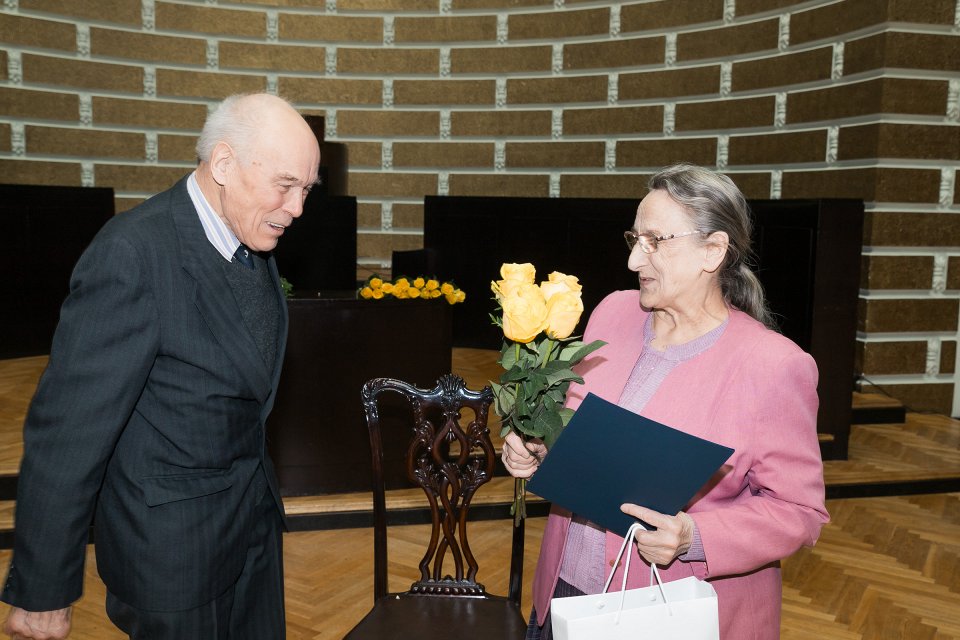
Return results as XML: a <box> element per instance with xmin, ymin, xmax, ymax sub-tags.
<box><xmin>1</xmin><ymin>93</ymin><xmax>320</xmax><ymax>639</ymax></box>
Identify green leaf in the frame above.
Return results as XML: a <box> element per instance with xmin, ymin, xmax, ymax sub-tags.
<box><xmin>558</xmin><ymin>339</ymin><xmax>607</xmax><ymax>366</ymax></box>
<box><xmin>558</xmin><ymin>407</ymin><xmax>575</xmax><ymax>426</ymax></box>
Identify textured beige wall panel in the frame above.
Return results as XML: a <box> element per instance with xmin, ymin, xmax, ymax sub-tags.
<box><xmin>394</xmin><ymin>16</ymin><xmax>498</xmax><ymax>43</ymax></box>
<box><xmin>505</xmin><ymin>141</ymin><xmax>605</xmax><ymax>168</ymax></box>
<box><xmin>677</xmin><ymin>19</ymin><xmax>780</xmax><ymax>62</ymax></box>
<box><xmin>155</xmin><ymin>2</ymin><xmax>266</xmax><ymax>37</ymax></box>
<box><xmin>862</xmin><ymin>383</ymin><xmax>952</xmax><ymax>415</ymax></box>
<box><xmin>450</xmin><ymin>110</ymin><xmax>552</xmax><ymax>137</ymax></box>
<box><xmin>736</xmin><ymin>0</ymin><xmax>805</xmax><ymax>16</ymax></box>
<box><xmin>839</xmin><ymin>123</ymin><xmax>960</xmax><ymax>162</ymax></box>
<box><xmin>0</xmin><ymin>87</ymin><xmax>79</xmax><ymax>121</ymax></box>
<box><xmin>616</xmin><ymin>138</ymin><xmax>718</xmax><ymax>169</ymax></box>
<box><xmin>392</xmin><ymin>142</ymin><xmax>494</xmax><ymax>168</ymax></box>
<box><xmin>858</xmin><ymin>341</ymin><xmax>928</xmax><ymax>375</ymax></box>
<box><xmin>90</xmin><ymin>28</ymin><xmax>208</xmax><ymax>66</ymax></box>
<box><xmin>675</xmin><ymin>96</ymin><xmax>776</xmax><ymax>132</ymax></box>
<box><xmin>447</xmin><ymin>173</ymin><xmax>549</xmax><ymax>197</ymax></box>
<box><xmin>336</xmin><ymin>110</ymin><xmax>438</xmax><ymax>137</ymax></box>
<box><xmin>563</xmin><ymin>36</ymin><xmax>664</xmax><ymax>71</ymax></box>
<box><xmin>158</xmin><ymin>134</ymin><xmax>200</xmax><ymax>163</ymax></box>
<box><xmin>338</xmin><ymin>0</ymin><xmax>438</xmax><ymax>10</ymax></box>
<box><xmin>350</xmin><ymin>171</ymin><xmax>438</xmax><ymax>198</ymax></box>
<box><xmin>0</xmin><ymin>124</ymin><xmax>10</xmax><ymax>152</ymax></box>
<box><xmin>950</xmin><ymin>258</ymin><xmax>960</xmax><ymax>290</ymax></box>
<box><xmin>560</xmin><ymin>173</ymin><xmax>650</xmax><ymax>199</ymax></box>
<box><xmin>25</xmin><ymin>126</ymin><xmax>145</xmax><ymax>160</ymax></box>
<box><xmin>782</xmin><ymin>167</ymin><xmax>941</xmax><ymax>203</ymax></box>
<box><xmin>390</xmin><ymin>202</ymin><xmax>424</xmax><ymax>229</ymax></box>
<box><xmin>0</xmin><ymin>13</ymin><xmax>76</xmax><ymax>51</ymax></box>
<box><xmin>620</xmin><ymin>0</ymin><xmax>723</xmax><ymax>33</ymax></box>
<box><xmin>790</xmin><ymin>0</ymin><xmax>890</xmax><ymax>46</ymax></box>
<box><xmin>860</xmin><ymin>299</ymin><xmax>959</xmax><ymax>333</ymax></box>
<box><xmin>867</xmin><ymin>211</ymin><xmax>960</xmax><ymax>247</ymax></box>
<box><xmin>95</xmin><ymin>164</ymin><xmax>192</xmax><ymax>193</ymax></box>
<box><xmin>845</xmin><ymin>31</ymin><xmax>960</xmax><ymax>75</ymax></box>
<box><xmin>279</xmin><ymin>14</ymin><xmax>382</xmax><ymax>43</ymax></box>
<box><xmin>787</xmin><ymin>78</ymin><xmax>949</xmax><ymax>124</ymax></box>
<box><xmin>343</xmin><ymin>141</ymin><xmax>383</xmax><ymax>169</ymax></box>
<box><xmin>279</xmin><ymin>77</ymin><xmax>382</xmax><ymax>105</ymax></box>
<box><xmin>92</xmin><ymin>97</ymin><xmax>208</xmax><ymax>130</ymax></box>
<box><xmin>23</xmin><ymin>54</ymin><xmax>143</xmax><ymax>93</ymax></box>
<box><xmin>337</xmin><ymin>48</ymin><xmax>438</xmax><ymax>75</ymax></box>
<box><xmin>507</xmin><ymin>7</ymin><xmax>609</xmax><ymax>40</ymax></box>
<box><xmin>450</xmin><ymin>45</ymin><xmax>552</xmax><ymax>74</ymax></box>
<box><xmin>0</xmin><ymin>50</ymin><xmax>5</xmax><ymax>81</ymax></box>
<box><xmin>156</xmin><ymin>69</ymin><xmax>265</xmax><ymax>100</ymax></box>
<box><xmin>0</xmin><ymin>159</ymin><xmax>82</xmax><ymax>186</ymax></box>
<box><xmin>451</xmin><ymin>0</ymin><xmax>552</xmax><ymax>8</ymax></box>
<box><xmin>507</xmin><ymin>75</ymin><xmax>607</xmax><ymax>105</ymax></box>
<box><xmin>394</xmin><ymin>79</ymin><xmax>496</xmax><ymax>106</ymax></box>
<box><xmin>20</xmin><ymin>0</ymin><xmax>141</xmax><ymax>25</ymax></box>
<box><xmin>861</xmin><ymin>255</ymin><xmax>935</xmax><ymax>290</ymax></box>
<box><xmin>731</xmin><ymin>47</ymin><xmax>833</xmax><ymax>92</ymax></box>
<box><xmin>357</xmin><ymin>202</ymin><xmax>381</xmax><ymax>230</ymax></box>
<box><xmin>563</xmin><ymin>105</ymin><xmax>663</xmax><ymax>136</ymax></box>
<box><xmin>619</xmin><ymin>66</ymin><xmax>720</xmax><ymax>100</ymax></box>
<box><xmin>358</xmin><ymin>233</ymin><xmax>422</xmax><ymax>259</ymax></box>
<box><xmin>219</xmin><ymin>42</ymin><xmax>326</xmax><ymax>73</ymax></box>
<box><xmin>728</xmin><ymin>129</ymin><xmax>828</xmax><ymax>165</ymax></box>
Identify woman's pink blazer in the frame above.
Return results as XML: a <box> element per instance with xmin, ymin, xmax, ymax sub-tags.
<box><xmin>532</xmin><ymin>290</ymin><xmax>830</xmax><ymax>639</ymax></box>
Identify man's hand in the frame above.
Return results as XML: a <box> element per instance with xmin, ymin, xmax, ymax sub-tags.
<box><xmin>3</xmin><ymin>606</ymin><xmax>72</xmax><ymax>640</ymax></box>
<box><xmin>620</xmin><ymin>504</ymin><xmax>695</xmax><ymax>566</ymax></box>
<box><xmin>500</xmin><ymin>431</ymin><xmax>546</xmax><ymax>479</ymax></box>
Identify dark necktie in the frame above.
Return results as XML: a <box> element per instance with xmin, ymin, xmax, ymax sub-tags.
<box><xmin>234</xmin><ymin>244</ymin><xmax>255</xmax><ymax>270</ymax></box>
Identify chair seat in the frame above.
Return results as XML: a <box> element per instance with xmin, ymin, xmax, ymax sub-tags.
<box><xmin>345</xmin><ymin>593</ymin><xmax>528</xmax><ymax>639</ymax></box>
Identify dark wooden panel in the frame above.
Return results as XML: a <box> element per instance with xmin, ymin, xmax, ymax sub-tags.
<box><xmin>266</xmin><ymin>296</ymin><xmax>453</xmax><ymax>496</ymax></box>
<box><xmin>0</xmin><ymin>183</ymin><xmax>115</xmax><ymax>358</ymax></box>
<box><xmin>273</xmin><ymin>194</ymin><xmax>357</xmax><ymax>294</ymax></box>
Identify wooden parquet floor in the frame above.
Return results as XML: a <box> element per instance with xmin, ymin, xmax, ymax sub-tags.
<box><xmin>1</xmin><ymin>350</ymin><xmax>959</xmax><ymax>638</ymax></box>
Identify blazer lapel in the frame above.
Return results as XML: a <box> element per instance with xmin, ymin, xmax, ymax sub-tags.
<box><xmin>170</xmin><ymin>177</ymin><xmax>273</xmax><ymax>403</ymax></box>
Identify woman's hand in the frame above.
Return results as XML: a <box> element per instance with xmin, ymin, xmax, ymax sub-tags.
<box><xmin>500</xmin><ymin>431</ymin><xmax>546</xmax><ymax>478</ymax></box>
<box><xmin>621</xmin><ymin>504</ymin><xmax>696</xmax><ymax>566</ymax></box>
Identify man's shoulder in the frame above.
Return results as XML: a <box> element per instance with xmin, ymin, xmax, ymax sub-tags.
<box><xmin>98</xmin><ymin>176</ymin><xmax>190</xmax><ymax>242</ymax></box>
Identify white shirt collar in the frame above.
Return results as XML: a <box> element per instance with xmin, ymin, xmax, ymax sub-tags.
<box><xmin>187</xmin><ymin>171</ymin><xmax>240</xmax><ymax>262</ymax></box>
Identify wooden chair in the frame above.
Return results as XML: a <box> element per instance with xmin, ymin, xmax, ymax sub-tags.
<box><xmin>344</xmin><ymin>374</ymin><xmax>527</xmax><ymax>639</ymax></box>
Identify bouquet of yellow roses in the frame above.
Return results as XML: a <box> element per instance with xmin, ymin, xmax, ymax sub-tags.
<box><xmin>359</xmin><ymin>274</ymin><xmax>465</xmax><ymax>305</ymax></box>
<box><xmin>490</xmin><ymin>262</ymin><xmax>606</xmax><ymax>525</ymax></box>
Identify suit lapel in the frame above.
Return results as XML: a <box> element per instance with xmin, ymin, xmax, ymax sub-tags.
<box><xmin>170</xmin><ymin>177</ymin><xmax>273</xmax><ymax>403</ymax></box>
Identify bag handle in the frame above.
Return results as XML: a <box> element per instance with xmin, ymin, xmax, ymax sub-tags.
<box><xmin>601</xmin><ymin>522</ymin><xmax>672</xmax><ymax>623</ymax></box>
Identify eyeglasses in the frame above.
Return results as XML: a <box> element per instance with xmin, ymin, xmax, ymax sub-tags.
<box><xmin>624</xmin><ymin>229</ymin><xmax>701</xmax><ymax>253</ymax></box>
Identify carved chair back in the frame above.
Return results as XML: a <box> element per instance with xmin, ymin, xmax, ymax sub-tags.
<box><xmin>361</xmin><ymin>374</ymin><xmax>523</xmax><ymax>604</ymax></box>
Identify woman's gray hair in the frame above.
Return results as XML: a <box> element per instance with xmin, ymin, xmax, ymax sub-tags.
<box><xmin>195</xmin><ymin>94</ymin><xmax>279</xmax><ymax>164</ymax></box>
<box><xmin>648</xmin><ymin>163</ymin><xmax>774</xmax><ymax>328</ymax></box>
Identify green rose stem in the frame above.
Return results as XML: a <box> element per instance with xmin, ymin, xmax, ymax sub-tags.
<box><xmin>511</xmin><ymin>338</ymin><xmax>555</xmax><ymax>526</ymax></box>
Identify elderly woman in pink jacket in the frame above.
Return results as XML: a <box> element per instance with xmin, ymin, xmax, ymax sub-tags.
<box><xmin>503</xmin><ymin>163</ymin><xmax>830</xmax><ymax>640</ymax></box>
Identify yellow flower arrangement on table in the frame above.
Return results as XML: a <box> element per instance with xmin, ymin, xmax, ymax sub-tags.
<box><xmin>358</xmin><ymin>274</ymin><xmax>466</xmax><ymax>305</ymax></box>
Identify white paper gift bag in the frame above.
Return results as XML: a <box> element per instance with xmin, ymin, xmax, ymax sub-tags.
<box><xmin>551</xmin><ymin>522</ymin><xmax>720</xmax><ymax>640</ymax></box>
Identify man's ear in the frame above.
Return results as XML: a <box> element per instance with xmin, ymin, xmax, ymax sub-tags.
<box><xmin>702</xmin><ymin>231</ymin><xmax>729</xmax><ymax>273</ymax></box>
<box><xmin>208</xmin><ymin>141</ymin><xmax>235</xmax><ymax>187</ymax></box>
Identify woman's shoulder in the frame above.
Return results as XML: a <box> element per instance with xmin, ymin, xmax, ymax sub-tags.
<box><xmin>585</xmin><ymin>290</ymin><xmax>645</xmax><ymax>329</ymax></box>
<box><xmin>727</xmin><ymin>309</ymin><xmax>814</xmax><ymax>367</ymax></box>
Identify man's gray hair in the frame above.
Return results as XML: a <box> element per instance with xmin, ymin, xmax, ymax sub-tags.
<box><xmin>196</xmin><ymin>93</ymin><xmax>295</xmax><ymax>164</ymax></box>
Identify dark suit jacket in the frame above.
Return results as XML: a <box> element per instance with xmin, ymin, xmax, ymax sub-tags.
<box><xmin>2</xmin><ymin>175</ymin><xmax>288</xmax><ymax>612</ymax></box>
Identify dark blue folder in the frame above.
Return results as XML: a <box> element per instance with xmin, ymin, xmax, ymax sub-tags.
<box><xmin>526</xmin><ymin>392</ymin><xmax>735</xmax><ymax>537</ymax></box>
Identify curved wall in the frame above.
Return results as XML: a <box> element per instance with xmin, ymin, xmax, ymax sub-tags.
<box><xmin>1</xmin><ymin>0</ymin><xmax>959</xmax><ymax>412</ymax></box>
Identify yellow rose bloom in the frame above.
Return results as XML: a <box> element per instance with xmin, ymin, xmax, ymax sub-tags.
<box><xmin>408</xmin><ymin>287</ymin><xmax>421</xmax><ymax>298</ymax></box>
<box><xmin>382</xmin><ymin>283</ymin><xmax>394</xmax><ymax>294</ymax></box>
<box><xmin>394</xmin><ymin>278</ymin><xmax>409</xmax><ymax>289</ymax></box>
<box><xmin>369</xmin><ymin>277</ymin><xmax>383</xmax><ymax>289</ymax></box>
<box><xmin>394</xmin><ymin>289</ymin><xmax>408</xmax><ymax>299</ymax></box>
<box><xmin>371</xmin><ymin>288</ymin><xmax>384</xmax><ymax>299</ymax></box>
<box><xmin>430</xmin><ymin>289</ymin><xmax>441</xmax><ymax>298</ymax></box>
<box><xmin>413</xmin><ymin>277</ymin><xmax>425</xmax><ymax>289</ymax></box>
<box><xmin>543</xmin><ymin>290</ymin><xmax>584</xmax><ymax>339</ymax></box>
<box><xmin>441</xmin><ymin>282</ymin><xmax>455</xmax><ymax>295</ymax></box>
<box><xmin>500</xmin><ymin>282</ymin><xmax>547</xmax><ymax>343</ymax></box>
<box><xmin>491</xmin><ymin>278</ymin><xmax>528</xmax><ymax>302</ymax></box>
<box><xmin>445</xmin><ymin>293</ymin><xmax>458</xmax><ymax>305</ymax></box>
<box><xmin>360</xmin><ymin>287</ymin><xmax>373</xmax><ymax>299</ymax></box>
<box><xmin>539</xmin><ymin>271</ymin><xmax>583</xmax><ymax>303</ymax></box>
<box><xmin>455</xmin><ymin>289</ymin><xmax>465</xmax><ymax>303</ymax></box>
<box><xmin>425</xmin><ymin>279</ymin><xmax>439</xmax><ymax>291</ymax></box>
<box><xmin>500</xmin><ymin>262</ymin><xmax>536</xmax><ymax>284</ymax></box>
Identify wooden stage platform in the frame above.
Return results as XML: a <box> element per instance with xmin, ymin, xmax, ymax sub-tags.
<box><xmin>0</xmin><ymin>351</ymin><xmax>959</xmax><ymax>638</ymax></box>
